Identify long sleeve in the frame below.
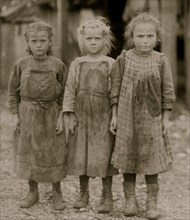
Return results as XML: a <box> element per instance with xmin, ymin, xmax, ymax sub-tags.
<box><xmin>110</xmin><ymin>51</ymin><xmax>126</xmax><ymax>106</ymax></box>
<box><xmin>56</xmin><ymin>62</ymin><xmax>67</xmax><ymax>110</ymax></box>
<box><xmin>160</xmin><ymin>54</ymin><xmax>176</xmax><ymax>110</ymax></box>
<box><xmin>8</xmin><ymin>61</ymin><xmax>21</xmax><ymax>114</ymax></box>
<box><xmin>62</xmin><ymin>60</ymin><xmax>78</xmax><ymax>113</ymax></box>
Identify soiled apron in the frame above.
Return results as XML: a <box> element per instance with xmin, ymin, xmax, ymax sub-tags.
<box><xmin>67</xmin><ymin>62</ymin><xmax>118</xmax><ymax>177</ymax></box>
<box><xmin>14</xmin><ymin>68</ymin><xmax>67</xmax><ymax>182</ymax></box>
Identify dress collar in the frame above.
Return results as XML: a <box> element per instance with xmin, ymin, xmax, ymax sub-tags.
<box><xmin>133</xmin><ymin>48</ymin><xmax>152</xmax><ymax>57</ymax></box>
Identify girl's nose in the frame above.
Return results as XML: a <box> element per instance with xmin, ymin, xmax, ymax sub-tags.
<box><xmin>37</xmin><ymin>41</ymin><xmax>41</xmax><ymax>47</ymax></box>
<box><xmin>91</xmin><ymin>38</ymin><xmax>95</xmax><ymax>44</ymax></box>
<box><xmin>143</xmin><ymin>37</ymin><xmax>148</xmax><ymax>43</ymax></box>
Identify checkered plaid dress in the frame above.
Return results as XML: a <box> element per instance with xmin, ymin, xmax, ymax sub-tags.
<box><xmin>111</xmin><ymin>49</ymin><xmax>175</xmax><ymax>174</ymax></box>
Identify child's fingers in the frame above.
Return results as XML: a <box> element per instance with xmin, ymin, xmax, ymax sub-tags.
<box><xmin>69</xmin><ymin>122</ymin><xmax>77</xmax><ymax>135</ymax></box>
<box><xmin>162</xmin><ymin>127</ymin><xmax>166</xmax><ymax>135</ymax></box>
<box><xmin>163</xmin><ymin>128</ymin><xmax>168</xmax><ymax>135</ymax></box>
<box><xmin>56</xmin><ymin>125</ymin><xmax>63</xmax><ymax>134</ymax></box>
<box><xmin>14</xmin><ymin>124</ymin><xmax>20</xmax><ymax>133</ymax></box>
<box><xmin>56</xmin><ymin>128</ymin><xmax>61</xmax><ymax>134</ymax></box>
<box><xmin>17</xmin><ymin>123</ymin><xmax>20</xmax><ymax>132</ymax></box>
<box><xmin>111</xmin><ymin>121</ymin><xmax>117</xmax><ymax>130</ymax></box>
<box><xmin>74</xmin><ymin>129</ymin><xmax>78</xmax><ymax>136</ymax></box>
<box><xmin>14</xmin><ymin>122</ymin><xmax>20</xmax><ymax>132</ymax></box>
<box><xmin>110</xmin><ymin>121</ymin><xmax>117</xmax><ymax>135</ymax></box>
<box><xmin>70</xmin><ymin>127</ymin><xmax>75</xmax><ymax>135</ymax></box>
<box><xmin>110</xmin><ymin>127</ymin><xmax>116</xmax><ymax>135</ymax></box>
<box><xmin>11</xmin><ymin>117</ymin><xmax>19</xmax><ymax>129</ymax></box>
<box><xmin>162</xmin><ymin>125</ymin><xmax>168</xmax><ymax>135</ymax></box>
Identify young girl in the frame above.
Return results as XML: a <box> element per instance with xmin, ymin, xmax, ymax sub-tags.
<box><xmin>63</xmin><ymin>17</ymin><xmax>118</xmax><ymax>213</ymax></box>
<box><xmin>110</xmin><ymin>13</ymin><xmax>175</xmax><ymax>219</ymax></box>
<box><xmin>8</xmin><ymin>21</ymin><xmax>67</xmax><ymax>210</ymax></box>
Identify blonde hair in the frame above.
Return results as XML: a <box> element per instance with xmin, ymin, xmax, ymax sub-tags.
<box><xmin>24</xmin><ymin>21</ymin><xmax>53</xmax><ymax>55</ymax></box>
<box><xmin>77</xmin><ymin>17</ymin><xmax>115</xmax><ymax>55</ymax></box>
<box><xmin>125</xmin><ymin>12</ymin><xmax>163</xmax><ymax>48</ymax></box>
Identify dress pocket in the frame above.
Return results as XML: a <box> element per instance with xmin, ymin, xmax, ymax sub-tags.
<box><xmin>138</xmin><ymin>134</ymin><xmax>154</xmax><ymax>159</ymax></box>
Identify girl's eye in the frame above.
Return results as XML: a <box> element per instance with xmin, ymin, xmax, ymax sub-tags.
<box><xmin>31</xmin><ymin>39</ymin><xmax>36</xmax><ymax>43</ymax></box>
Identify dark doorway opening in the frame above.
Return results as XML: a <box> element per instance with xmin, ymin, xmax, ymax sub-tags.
<box><xmin>106</xmin><ymin>0</ymin><xmax>127</xmax><ymax>58</ymax></box>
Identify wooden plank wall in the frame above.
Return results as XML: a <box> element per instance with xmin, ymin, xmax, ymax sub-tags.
<box><xmin>184</xmin><ymin>0</ymin><xmax>190</xmax><ymax>108</ymax></box>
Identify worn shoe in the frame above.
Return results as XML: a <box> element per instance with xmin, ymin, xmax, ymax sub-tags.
<box><xmin>145</xmin><ymin>183</ymin><xmax>159</xmax><ymax>219</ymax></box>
<box><xmin>123</xmin><ymin>181</ymin><xmax>138</xmax><ymax>216</ymax></box>
<box><xmin>73</xmin><ymin>175</ymin><xmax>89</xmax><ymax>209</ymax></box>
<box><xmin>20</xmin><ymin>180</ymin><xmax>39</xmax><ymax>208</ymax></box>
<box><xmin>97</xmin><ymin>176</ymin><xmax>113</xmax><ymax>213</ymax></box>
<box><xmin>52</xmin><ymin>182</ymin><xmax>66</xmax><ymax>210</ymax></box>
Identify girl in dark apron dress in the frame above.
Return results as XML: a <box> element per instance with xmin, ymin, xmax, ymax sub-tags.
<box><xmin>8</xmin><ymin>21</ymin><xmax>67</xmax><ymax>210</ymax></box>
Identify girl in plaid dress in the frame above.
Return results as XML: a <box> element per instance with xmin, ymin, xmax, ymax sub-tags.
<box><xmin>8</xmin><ymin>21</ymin><xmax>67</xmax><ymax>210</ymax></box>
<box><xmin>63</xmin><ymin>17</ymin><xmax>118</xmax><ymax>213</ymax></box>
<box><xmin>110</xmin><ymin>13</ymin><xmax>175</xmax><ymax>219</ymax></box>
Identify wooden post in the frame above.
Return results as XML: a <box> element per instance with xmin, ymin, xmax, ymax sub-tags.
<box><xmin>184</xmin><ymin>0</ymin><xmax>190</xmax><ymax>108</ymax></box>
<box><xmin>0</xmin><ymin>18</ymin><xmax>2</xmax><ymax>86</ymax></box>
<box><xmin>57</xmin><ymin>0</ymin><xmax>69</xmax><ymax>64</ymax></box>
<box><xmin>160</xmin><ymin>0</ymin><xmax>178</xmax><ymax>92</ymax></box>
<box><xmin>57</xmin><ymin>0</ymin><xmax>81</xmax><ymax>66</ymax></box>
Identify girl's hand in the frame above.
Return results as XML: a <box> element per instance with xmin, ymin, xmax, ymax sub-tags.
<box><xmin>162</xmin><ymin>117</ymin><xmax>170</xmax><ymax>135</ymax></box>
<box><xmin>110</xmin><ymin>116</ymin><xmax>117</xmax><ymax>135</ymax></box>
<box><xmin>11</xmin><ymin>114</ymin><xmax>20</xmax><ymax>132</ymax></box>
<box><xmin>56</xmin><ymin>112</ymin><xmax>64</xmax><ymax>134</ymax></box>
<box><xmin>69</xmin><ymin>113</ymin><xmax>77</xmax><ymax>135</ymax></box>
<box><xmin>162</xmin><ymin>110</ymin><xmax>171</xmax><ymax>135</ymax></box>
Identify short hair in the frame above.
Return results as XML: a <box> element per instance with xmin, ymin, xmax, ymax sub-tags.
<box><xmin>77</xmin><ymin>17</ymin><xmax>115</xmax><ymax>55</ymax></box>
<box><xmin>24</xmin><ymin>21</ymin><xmax>53</xmax><ymax>55</ymax></box>
<box><xmin>125</xmin><ymin>12</ymin><xmax>163</xmax><ymax>48</ymax></box>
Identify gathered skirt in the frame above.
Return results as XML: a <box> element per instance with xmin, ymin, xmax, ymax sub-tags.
<box><xmin>13</xmin><ymin>101</ymin><xmax>67</xmax><ymax>183</ymax></box>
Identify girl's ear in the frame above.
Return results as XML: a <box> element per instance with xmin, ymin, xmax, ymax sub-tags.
<box><xmin>130</xmin><ymin>38</ymin><xmax>134</xmax><ymax>47</ymax></box>
<box><xmin>26</xmin><ymin>45</ymin><xmax>33</xmax><ymax>55</ymax></box>
<box><xmin>49</xmin><ymin>40</ymin><xmax>52</xmax><ymax>46</ymax></box>
<box><xmin>156</xmin><ymin>35</ymin><xmax>160</xmax><ymax>45</ymax></box>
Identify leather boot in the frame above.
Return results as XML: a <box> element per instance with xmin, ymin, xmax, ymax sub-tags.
<box><xmin>20</xmin><ymin>180</ymin><xmax>39</xmax><ymax>208</ymax></box>
<box><xmin>145</xmin><ymin>183</ymin><xmax>159</xmax><ymax>219</ymax></box>
<box><xmin>123</xmin><ymin>181</ymin><xmax>138</xmax><ymax>216</ymax></box>
<box><xmin>97</xmin><ymin>176</ymin><xmax>113</xmax><ymax>213</ymax></box>
<box><xmin>52</xmin><ymin>182</ymin><xmax>66</xmax><ymax>210</ymax></box>
<box><xmin>73</xmin><ymin>175</ymin><xmax>89</xmax><ymax>209</ymax></box>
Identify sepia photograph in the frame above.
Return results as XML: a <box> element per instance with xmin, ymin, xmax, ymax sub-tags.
<box><xmin>0</xmin><ymin>0</ymin><xmax>189</xmax><ymax>219</ymax></box>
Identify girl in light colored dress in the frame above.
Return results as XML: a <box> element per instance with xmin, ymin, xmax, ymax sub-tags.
<box><xmin>110</xmin><ymin>13</ymin><xmax>175</xmax><ymax>219</ymax></box>
<box><xmin>8</xmin><ymin>21</ymin><xmax>67</xmax><ymax>210</ymax></box>
<box><xmin>63</xmin><ymin>17</ymin><xmax>118</xmax><ymax>213</ymax></box>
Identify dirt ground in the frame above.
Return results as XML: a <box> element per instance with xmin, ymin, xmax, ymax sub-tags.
<box><xmin>0</xmin><ymin>92</ymin><xmax>189</xmax><ymax>220</ymax></box>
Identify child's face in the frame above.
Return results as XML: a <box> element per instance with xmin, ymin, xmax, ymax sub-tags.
<box><xmin>83</xmin><ymin>27</ymin><xmax>105</xmax><ymax>56</ymax></box>
<box><xmin>132</xmin><ymin>22</ymin><xmax>157</xmax><ymax>55</ymax></box>
<box><xmin>27</xmin><ymin>30</ymin><xmax>51</xmax><ymax>58</ymax></box>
